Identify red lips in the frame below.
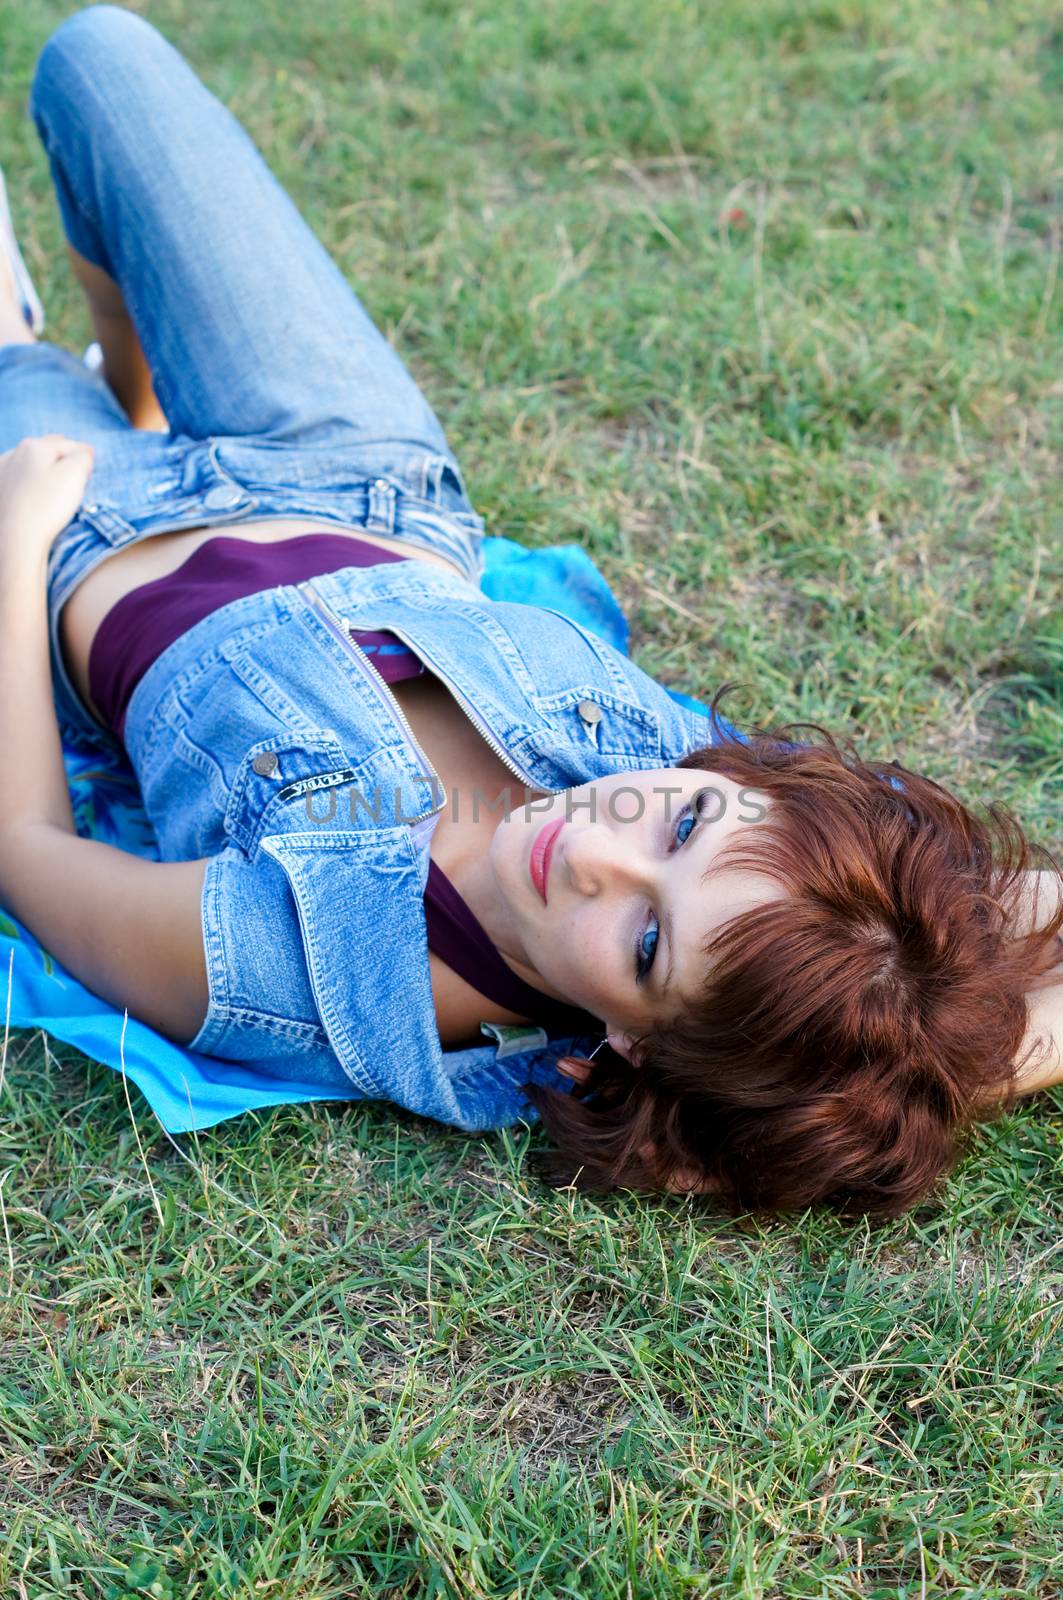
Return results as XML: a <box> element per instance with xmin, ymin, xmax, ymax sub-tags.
<box><xmin>530</xmin><ymin>819</ymin><xmax>564</xmax><ymax>904</ymax></box>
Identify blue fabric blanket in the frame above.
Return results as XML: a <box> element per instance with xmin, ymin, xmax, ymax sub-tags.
<box><xmin>7</xmin><ymin>537</ymin><xmax>715</xmax><ymax>1132</ymax></box>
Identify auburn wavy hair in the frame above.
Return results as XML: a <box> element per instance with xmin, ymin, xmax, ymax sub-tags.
<box><xmin>525</xmin><ymin>685</ymin><xmax>1063</xmax><ymax>1219</ymax></box>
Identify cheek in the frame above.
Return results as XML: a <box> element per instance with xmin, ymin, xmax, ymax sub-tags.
<box><xmin>561</xmin><ymin>915</ymin><xmax>620</xmax><ymax>996</ymax></box>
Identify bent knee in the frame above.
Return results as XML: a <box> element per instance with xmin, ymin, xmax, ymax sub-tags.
<box><xmin>37</xmin><ymin>3</ymin><xmax>159</xmax><ymax>62</ymax></box>
<box><xmin>32</xmin><ymin>6</ymin><xmax>168</xmax><ymax>122</ymax></box>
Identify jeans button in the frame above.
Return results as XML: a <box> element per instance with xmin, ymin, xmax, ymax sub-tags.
<box><xmin>203</xmin><ymin>485</ymin><xmax>244</xmax><ymax>511</ymax></box>
<box><xmin>252</xmin><ymin>751</ymin><xmax>280</xmax><ymax>777</ymax></box>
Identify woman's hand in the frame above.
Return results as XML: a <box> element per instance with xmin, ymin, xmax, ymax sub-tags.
<box><xmin>0</xmin><ymin>434</ymin><xmax>95</xmax><ymax>554</ymax></box>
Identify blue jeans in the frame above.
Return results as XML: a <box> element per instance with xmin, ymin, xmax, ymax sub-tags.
<box><xmin>4</xmin><ymin>4</ymin><xmax>485</xmax><ymax>751</ymax></box>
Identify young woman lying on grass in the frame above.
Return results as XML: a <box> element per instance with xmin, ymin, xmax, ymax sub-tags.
<box><xmin>1</xmin><ymin>6</ymin><xmax>1060</xmax><ymax>1220</ymax></box>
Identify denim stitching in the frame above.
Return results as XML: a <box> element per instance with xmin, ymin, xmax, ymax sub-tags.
<box><xmin>216</xmin><ymin>1006</ymin><xmax>329</xmax><ymax>1046</ymax></box>
<box><xmin>193</xmin><ymin>851</ymin><xmax>231</xmax><ymax>1053</ymax></box>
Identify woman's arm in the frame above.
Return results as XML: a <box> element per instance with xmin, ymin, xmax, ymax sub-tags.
<box><xmin>0</xmin><ymin>436</ymin><xmax>209</xmax><ymax>1043</ymax></box>
<box><xmin>1010</xmin><ymin>869</ymin><xmax>1063</xmax><ymax>1096</ymax></box>
<box><xmin>1016</xmin><ymin>972</ymin><xmax>1063</xmax><ymax>1095</ymax></box>
<box><xmin>0</xmin><ymin>436</ymin><xmax>94</xmax><ymax>834</ymax></box>
<box><xmin>0</xmin><ymin>822</ymin><xmax>210</xmax><ymax>1042</ymax></box>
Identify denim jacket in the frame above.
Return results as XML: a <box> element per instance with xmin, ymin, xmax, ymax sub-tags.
<box><xmin>117</xmin><ymin>550</ymin><xmax>721</xmax><ymax>1133</ymax></box>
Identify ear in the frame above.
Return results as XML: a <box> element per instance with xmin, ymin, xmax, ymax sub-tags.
<box><xmin>607</xmin><ymin>1030</ymin><xmax>636</xmax><ymax>1062</ymax></box>
<box><xmin>640</xmin><ymin>1140</ymin><xmax>720</xmax><ymax>1197</ymax></box>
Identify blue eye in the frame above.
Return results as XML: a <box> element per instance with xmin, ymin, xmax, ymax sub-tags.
<box><xmin>636</xmin><ymin>923</ymin><xmax>659</xmax><ymax>978</ymax></box>
<box><xmin>634</xmin><ymin>791</ymin><xmax>705</xmax><ymax>983</ymax></box>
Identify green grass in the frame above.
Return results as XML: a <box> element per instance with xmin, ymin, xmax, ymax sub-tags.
<box><xmin>1</xmin><ymin>0</ymin><xmax>1061</xmax><ymax>1594</ymax></box>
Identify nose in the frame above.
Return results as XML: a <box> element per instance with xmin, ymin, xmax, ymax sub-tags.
<box><xmin>561</xmin><ymin>822</ymin><xmax>653</xmax><ymax>898</ymax></box>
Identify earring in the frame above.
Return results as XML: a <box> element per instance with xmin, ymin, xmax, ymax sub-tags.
<box><xmin>587</xmin><ymin>1037</ymin><xmax>608</xmax><ymax>1060</ymax></box>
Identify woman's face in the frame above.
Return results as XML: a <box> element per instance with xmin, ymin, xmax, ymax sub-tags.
<box><xmin>481</xmin><ymin>768</ymin><xmax>785</xmax><ymax>1053</ymax></box>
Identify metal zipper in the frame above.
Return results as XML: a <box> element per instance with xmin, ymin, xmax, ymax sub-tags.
<box><xmin>393</xmin><ymin>624</ymin><xmax>561</xmax><ymax>793</ymax></box>
<box><xmin>305</xmin><ymin>581</ymin><xmax>558</xmax><ymax>795</ymax></box>
<box><xmin>299</xmin><ymin>579</ymin><xmax>446</xmax><ymax>828</ymax></box>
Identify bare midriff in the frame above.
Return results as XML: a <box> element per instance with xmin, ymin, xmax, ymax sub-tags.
<box><xmin>59</xmin><ymin>513</ymin><xmax>468</xmax><ymax>721</ymax></box>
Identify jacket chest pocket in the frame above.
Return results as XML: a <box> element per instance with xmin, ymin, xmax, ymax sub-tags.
<box><xmin>221</xmin><ymin>730</ymin><xmax>439</xmax><ymax>861</ymax></box>
<box><xmin>223</xmin><ymin>729</ymin><xmax>373</xmax><ymax>859</ymax></box>
<box><xmin>218</xmin><ymin>708</ymin><xmax>445</xmax><ymax>859</ymax></box>
<box><xmin>525</xmin><ymin>685</ymin><xmax>662</xmax><ymax>766</ymax></box>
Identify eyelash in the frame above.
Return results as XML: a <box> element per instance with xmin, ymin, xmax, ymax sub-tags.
<box><xmin>634</xmin><ymin>792</ymin><xmax>703</xmax><ymax>984</ymax></box>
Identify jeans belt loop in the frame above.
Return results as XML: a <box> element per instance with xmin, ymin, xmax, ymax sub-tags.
<box><xmin>367</xmin><ymin>477</ymin><xmax>397</xmax><ymax>535</ymax></box>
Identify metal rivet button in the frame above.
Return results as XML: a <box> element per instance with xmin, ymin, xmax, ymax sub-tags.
<box><xmin>203</xmin><ymin>485</ymin><xmax>243</xmax><ymax>510</ymax></box>
<box><xmin>374</xmin><ymin>479</ymin><xmax>389</xmax><ymax>491</ymax></box>
<box><xmin>577</xmin><ymin>700</ymin><xmax>603</xmax><ymax>724</ymax></box>
<box><xmin>252</xmin><ymin>751</ymin><xmax>280</xmax><ymax>777</ymax></box>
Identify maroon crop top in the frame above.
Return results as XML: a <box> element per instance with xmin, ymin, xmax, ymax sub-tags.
<box><xmin>88</xmin><ymin>532</ymin><xmax>594</xmax><ymax>1038</ymax></box>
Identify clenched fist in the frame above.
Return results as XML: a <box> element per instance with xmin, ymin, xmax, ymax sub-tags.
<box><xmin>0</xmin><ymin>434</ymin><xmax>95</xmax><ymax>552</ymax></box>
